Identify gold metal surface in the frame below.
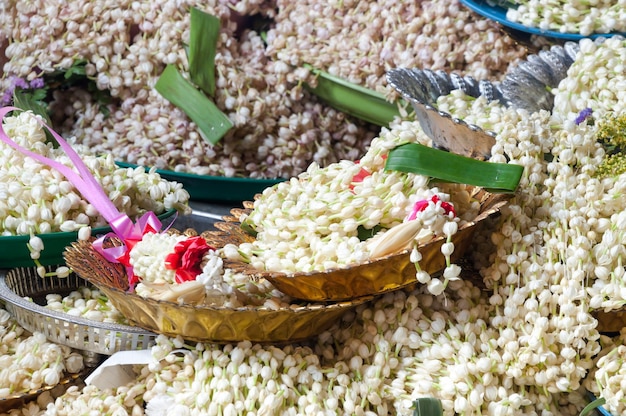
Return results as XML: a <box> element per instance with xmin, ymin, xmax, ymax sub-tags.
<box><xmin>212</xmin><ymin>187</ymin><xmax>510</xmax><ymax>302</ymax></box>
<box><xmin>64</xmin><ymin>240</ymin><xmax>371</xmax><ymax>344</ymax></box>
<box><xmin>64</xmin><ymin>186</ymin><xmax>506</xmax><ymax>342</ymax></box>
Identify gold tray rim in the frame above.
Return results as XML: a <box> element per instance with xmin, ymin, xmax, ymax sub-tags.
<box><xmin>227</xmin><ymin>186</ymin><xmax>510</xmax><ymax>301</ymax></box>
<box><xmin>64</xmin><ymin>239</ymin><xmax>374</xmax><ymax>343</ymax></box>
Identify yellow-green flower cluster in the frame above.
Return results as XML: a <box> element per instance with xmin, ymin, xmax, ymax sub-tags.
<box><xmin>593</xmin><ymin>112</ymin><xmax>626</xmax><ymax>178</ymax></box>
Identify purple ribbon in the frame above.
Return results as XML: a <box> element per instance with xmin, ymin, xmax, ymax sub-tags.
<box><xmin>0</xmin><ymin>107</ymin><xmax>163</xmax><ymax>280</ymax></box>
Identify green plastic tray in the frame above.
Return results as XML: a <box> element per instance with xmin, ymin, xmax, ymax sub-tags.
<box><xmin>116</xmin><ymin>162</ymin><xmax>284</xmax><ymax>202</ymax></box>
<box><xmin>0</xmin><ymin>209</ymin><xmax>175</xmax><ymax>268</ymax></box>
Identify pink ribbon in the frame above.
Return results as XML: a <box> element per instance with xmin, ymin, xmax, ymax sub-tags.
<box><xmin>0</xmin><ymin>107</ymin><xmax>163</xmax><ymax>286</ymax></box>
<box><xmin>91</xmin><ymin>211</ymin><xmax>162</xmax><ymax>262</ymax></box>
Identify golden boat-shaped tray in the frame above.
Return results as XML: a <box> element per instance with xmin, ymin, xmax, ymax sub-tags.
<box><xmin>64</xmin><ymin>239</ymin><xmax>371</xmax><ymax>344</ymax></box>
<box><xmin>211</xmin><ymin>186</ymin><xmax>509</xmax><ymax>302</ymax></box>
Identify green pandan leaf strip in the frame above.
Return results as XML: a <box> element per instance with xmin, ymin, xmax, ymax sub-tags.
<box><xmin>579</xmin><ymin>397</ymin><xmax>606</xmax><ymax>416</ymax></box>
<box><xmin>303</xmin><ymin>64</ymin><xmax>405</xmax><ymax>127</ymax></box>
<box><xmin>385</xmin><ymin>143</ymin><xmax>523</xmax><ymax>193</ymax></box>
<box><xmin>189</xmin><ymin>7</ymin><xmax>220</xmax><ymax>97</ymax></box>
<box><xmin>412</xmin><ymin>397</ymin><xmax>443</xmax><ymax>416</ymax></box>
<box><xmin>155</xmin><ymin>64</ymin><xmax>232</xmax><ymax>145</ymax></box>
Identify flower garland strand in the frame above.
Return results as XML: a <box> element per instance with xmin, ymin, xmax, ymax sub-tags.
<box><xmin>0</xmin><ymin>106</ymin><xmax>166</xmax><ymax>284</ymax></box>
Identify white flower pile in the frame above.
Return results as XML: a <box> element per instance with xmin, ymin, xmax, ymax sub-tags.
<box><xmin>552</xmin><ymin>37</ymin><xmax>626</xmax><ymax>119</ymax></box>
<box><xmin>0</xmin><ymin>0</ymin><xmax>379</xmax><ymax>179</ymax></box>
<box><xmin>41</xmin><ymin>286</ymin><xmax>128</xmax><ymax>325</ymax></box>
<box><xmin>12</xmin><ymin>284</ymin><xmax>593</xmax><ymax>415</ymax></box>
<box><xmin>438</xmin><ymin>37</ymin><xmax>626</xmax><ymax>413</ymax></box>
<box><xmin>10</xmin><ymin>16</ymin><xmax>626</xmax><ymax>416</ymax></box>
<box><xmin>505</xmin><ymin>0</ymin><xmax>626</xmax><ymax>36</ymax></box>
<box><xmin>0</xmin><ymin>111</ymin><xmax>191</xmax><ymax>239</ymax></box>
<box><xmin>230</xmin><ymin>120</ymin><xmax>478</xmax><ymax>296</ymax></box>
<box><xmin>0</xmin><ymin>308</ymin><xmax>84</xmax><ymax>400</ymax></box>
<box><xmin>267</xmin><ymin>0</ymin><xmax>536</xmax><ymax>100</ymax></box>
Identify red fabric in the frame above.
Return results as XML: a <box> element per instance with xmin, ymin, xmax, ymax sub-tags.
<box><xmin>116</xmin><ymin>223</ymin><xmax>161</xmax><ymax>287</ymax></box>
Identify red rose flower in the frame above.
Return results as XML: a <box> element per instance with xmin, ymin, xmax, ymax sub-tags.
<box><xmin>164</xmin><ymin>236</ymin><xmax>214</xmax><ymax>284</ymax></box>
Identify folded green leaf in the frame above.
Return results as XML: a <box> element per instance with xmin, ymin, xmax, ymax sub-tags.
<box><xmin>189</xmin><ymin>7</ymin><xmax>220</xmax><ymax>97</ymax></box>
<box><xmin>12</xmin><ymin>90</ymin><xmax>52</xmax><ymax>125</ymax></box>
<box><xmin>579</xmin><ymin>397</ymin><xmax>605</xmax><ymax>416</ymax></box>
<box><xmin>385</xmin><ymin>143</ymin><xmax>523</xmax><ymax>193</ymax></box>
<box><xmin>304</xmin><ymin>64</ymin><xmax>405</xmax><ymax>127</ymax></box>
<box><xmin>155</xmin><ymin>64</ymin><xmax>232</xmax><ymax>145</ymax></box>
<box><xmin>412</xmin><ymin>397</ymin><xmax>443</xmax><ymax>416</ymax></box>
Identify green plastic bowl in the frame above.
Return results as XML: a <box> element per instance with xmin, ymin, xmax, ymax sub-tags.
<box><xmin>0</xmin><ymin>209</ymin><xmax>176</xmax><ymax>268</ymax></box>
<box><xmin>115</xmin><ymin>162</ymin><xmax>285</xmax><ymax>202</ymax></box>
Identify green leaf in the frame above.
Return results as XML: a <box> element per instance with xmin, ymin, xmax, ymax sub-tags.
<box><xmin>412</xmin><ymin>397</ymin><xmax>443</xmax><ymax>416</ymax></box>
<box><xmin>64</xmin><ymin>61</ymin><xmax>87</xmax><ymax>79</ymax></box>
<box><xmin>189</xmin><ymin>7</ymin><xmax>220</xmax><ymax>97</ymax></box>
<box><xmin>241</xmin><ymin>217</ymin><xmax>257</xmax><ymax>237</ymax></box>
<box><xmin>385</xmin><ymin>143</ymin><xmax>523</xmax><ymax>193</ymax></box>
<box><xmin>304</xmin><ymin>64</ymin><xmax>405</xmax><ymax>127</ymax></box>
<box><xmin>155</xmin><ymin>64</ymin><xmax>232</xmax><ymax>145</ymax></box>
<box><xmin>12</xmin><ymin>90</ymin><xmax>51</xmax><ymax>124</ymax></box>
<box><xmin>579</xmin><ymin>397</ymin><xmax>606</xmax><ymax>416</ymax></box>
<box><xmin>357</xmin><ymin>224</ymin><xmax>383</xmax><ymax>241</ymax></box>
<box><xmin>12</xmin><ymin>89</ymin><xmax>56</xmax><ymax>145</ymax></box>
<box><xmin>29</xmin><ymin>88</ymin><xmax>48</xmax><ymax>102</ymax></box>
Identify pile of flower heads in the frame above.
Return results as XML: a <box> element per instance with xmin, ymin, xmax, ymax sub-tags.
<box><xmin>0</xmin><ymin>112</ymin><xmax>190</xmax><ymax>237</ymax></box>
<box><xmin>504</xmin><ymin>0</ymin><xmax>626</xmax><ymax>36</ymax></box>
<box><xmin>8</xmin><ymin>12</ymin><xmax>626</xmax><ymax>416</ymax></box>
<box><xmin>0</xmin><ymin>0</ymin><xmax>540</xmax><ymax>179</ymax></box>
<box><xmin>0</xmin><ymin>308</ymin><xmax>85</xmax><ymax>402</ymax></box>
<box><xmin>0</xmin><ymin>0</ymin><xmax>378</xmax><ymax>179</ymax></box>
<box><xmin>265</xmin><ymin>0</ymin><xmax>539</xmax><ymax>101</ymax></box>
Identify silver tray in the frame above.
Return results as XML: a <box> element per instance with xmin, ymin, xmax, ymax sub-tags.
<box><xmin>0</xmin><ymin>266</ymin><xmax>157</xmax><ymax>356</ymax></box>
<box><xmin>386</xmin><ymin>40</ymin><xmax>584</xmax><ymax>159</ymax></box>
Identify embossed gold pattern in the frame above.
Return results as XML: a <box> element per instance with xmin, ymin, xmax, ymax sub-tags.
<box><xmin>65</xmin><ymin>187</ymin><xmax>505</xmax><ymax>342</ymax></box>
<box><xmin>65</xmin><ymin>239</ymin><xmax>371</xmax><ymax>344</ymax></box>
